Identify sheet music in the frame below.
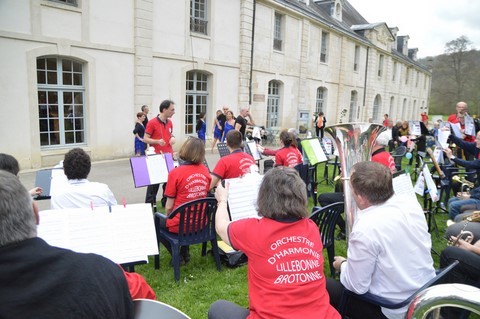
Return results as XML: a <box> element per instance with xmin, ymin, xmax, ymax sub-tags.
<box><xmin>392</xmin><ymin>173</ymin><xmax>417</xmax><ymax>202</ymax></box>
<box><xmin>422</xmin><ymin>165</ymin><xmax>439</xmax><ymax>202</ymax></box>
<box><xmin>227</xmin><ymin>173</ymin><xmax>263</xmax><ymax>221</ymax></box>
<box><xmin>146</xmin><ymin>154</ymin><xmax>169</xmax><ymax>184</ymax></box>
<box><xmin>465</xmin><ymin>114</ymin><xmax>475</xmax><ymax>136</ymax></box>
<box><xmin>50</xmin><ymin>168</ymin><xmax>68</xmax><ymax>196</ymax></box>
<box><xmin>409</xmin><ymin>121</ymin><xmax>422</xmax><ymax>136</ymax></box>
<box><xmin>246</xmin><ymin>140</ymin><xmax>262</xmax><ymax>160</ymax></box>
<box><xmin>438</xmin><ymin>130</ymin><xmax>449</xmax><ymax>149</ymax></box>
<box><xmin>449</xmin><ymin>123</ymin><xmax>462</xmax><ymax>138</ymax></box>
<box><xmin>301</xmin><ymin>138</ymin><xmax>328</xmax><ymax>165</ymax></box>
<box><xmin>37</xmin><ymin>203</ymin><xmax>158</xmax><ymax>264</ymax></box>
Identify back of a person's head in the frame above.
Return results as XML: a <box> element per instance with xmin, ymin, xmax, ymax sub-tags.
<box><xmin>0</xmin><ymin>153</ymin><xmax>20</xmax><ymax>176</ymax></box>
<box><xmin>178</xmin><ymin>138</ymin><xmax>205</xmax><ymax>164</ymax></box>
<box><xmin>351</xmin><ymin>162</ymin><xmax>393</xmax><ymax>205</ymax></box>
<box><xmin>0</xmin><ymin>170</ymin><xmax>37</xmax><ymax>247</ymax></box>
<box><xmin>226</xmin><ymin>130</ymin><xmax>243</xmax><ymax>149</ymax></box>
<box><xmin>279</xmin><ymin>130</ymin><xmax>294</xmax><ymax>147</ymax></box>
<box><xmin>63</xmin><ymin>148</ymin><xmax>91</xmax><ymax>180</ymax></box>
<box><xmin>257</xmin><ymin>167</ymin><xmax>309</xmax><ymax>219</ymax></box>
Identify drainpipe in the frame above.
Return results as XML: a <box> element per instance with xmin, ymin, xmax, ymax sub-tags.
<box><xmin>249</xmin><ymin>0</ymin><xmax>256</xmax><ymax>105</ymax></box>
<box><xmin>363</xmin><ymin>46</ymin><xmax>369</xmax><ymax>111</ymax></box>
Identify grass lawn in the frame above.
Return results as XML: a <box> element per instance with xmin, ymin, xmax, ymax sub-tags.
<box><xmin>133</xmin><ymin>160</ymin><xmax>460</xmax><ymax>319</ymax></box>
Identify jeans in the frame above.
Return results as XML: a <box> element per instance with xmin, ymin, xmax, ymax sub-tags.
<box><xmin>447</xmin><ymin>197</ymin><xmax>480</xmax><ymax>220</ymax></box>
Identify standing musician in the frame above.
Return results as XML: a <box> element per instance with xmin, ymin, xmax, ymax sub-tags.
<box><xmin>326</xmin><ymin>162</ymin><xmax>435</xmax><ymax>319</ymax></box>
<box><xmin>448</xmin><ymin>101</ymin><xmax>475</xmax><ymax>159</ymax></box>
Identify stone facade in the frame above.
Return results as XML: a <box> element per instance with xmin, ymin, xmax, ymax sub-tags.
<box><xmin>0</xmin><ymin>0</ymin><xmax>430</xmax><ymax>168</ymax></box>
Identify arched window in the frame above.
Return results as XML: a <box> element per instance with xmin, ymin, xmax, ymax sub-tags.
<box><xmin>373</xmin><ymin>94</ymin><xmax>381</xmax><ymax>122</ymax></box>
<box><xmin>37</xmin><ymin>57</ymin><xmax>85</xmax><ymax>147</ymax></box>
<box><xmin>267</xmin><ymin>80</ymin><xmax>281</xmax><ymax>127</ymax></box>
<box><xmin>402</xmin><ymin>98</ymin><xmax>407</xmax><ymax>120</ymax></box>
<box><xmin>349</xmin><ymin>90</ymin><xmax>358</xmax><ymax>122</ymax></box>
<box><xmin>185</xmin><ymin>71</ymin><xmax>209</xmax><ymax>134</ymax></box>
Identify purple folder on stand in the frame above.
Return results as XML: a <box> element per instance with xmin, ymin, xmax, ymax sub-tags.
<box><xmin>130</xmin><ymin>153</ymin><xmax>174</xmax><ymax>188</ymax></box>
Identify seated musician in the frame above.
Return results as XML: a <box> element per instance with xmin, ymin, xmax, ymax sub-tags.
<box><xmin>0</xmin><ymin>153</ymin><xmax>42</xmax><ymax>197</ymax></box>
<box><xmin>326</xmin><ymin>162</ymin><xmax>435</xmax><ymax>319</ymax></box>
<box><xmin>157</xmin><ymin>138</ymin><xmax>211</xmax><ymax>265</ymax></box>
<box><xmin>51</xmin><ymin>148</ymin><xmax>117</xmax><ymax>209</ymax></box>
<box><xmin>0</xmin><ymin>171</ymin><xmax>151</xmax><ymax>318</ymax></box>
<box><xmin>209</xmin><ymin>130</ymin><xmax>257</xmax><ymax>190</ymax></box>
<box><xmin>440</xmin><ymin>212</ymin><xmax>480</xmax><ymax>318</ymax></box>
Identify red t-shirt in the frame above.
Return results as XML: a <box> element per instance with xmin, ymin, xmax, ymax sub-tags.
<box><xmin>229</xmin><ymin>218</ymin><xmax>340</xmax><ymax>319</ymax></box>
<box><xmin>164</xmin><ymin>163</ymin><xmax>211</xmax><ymax>232</ymax></box>
<box><xmin>372</xmin><ymin>149</ymin><xmax>396</xmax><ymax>173</ymax></box>
<box><xmin>212</xmin><ymin>150</ymin><xmax>256</xmax><ymax>180</ymax></box>
<box><xmin>275</xmin><ymin>146</ymin><xmax>303</xmax><ymax>167</ymax></box>
<box><xmin>448</xmin><ymin>114</ymin><xmax>475</xmax><ymax>142</ymax></box>
<box><xmin>145</xmin><ymin>116</ymin><xmax>174</xmax><ymax>154</ymax></box>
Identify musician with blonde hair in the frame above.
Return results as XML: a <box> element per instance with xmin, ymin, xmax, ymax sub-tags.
<box><xmin>326</xmin><ymin>162</ymin><xmax>435</xmax><ymax>319</ymax></box>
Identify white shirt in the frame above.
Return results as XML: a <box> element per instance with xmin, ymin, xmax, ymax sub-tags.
<box><xmin>51</xmin><ymin>179</ymin><xmax>117</xmax><ymax>210</ymax></box>
<box><xmin>340</xmin><ymin>194</ymin><xmax>435</xmax><ymax>319</ymax></box>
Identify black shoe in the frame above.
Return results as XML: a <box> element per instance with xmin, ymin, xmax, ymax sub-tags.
<box><xmin>335</xmin><ymin>232</ymin><xmax>346</xmax><ymax>241</ymax></box>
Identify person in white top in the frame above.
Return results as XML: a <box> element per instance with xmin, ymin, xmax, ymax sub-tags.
<box><xmin>51</xmin><ymin>148</ymin><xmax>117</xmax><ymax>210</ymax></box>
<box><xmin>326</xmin><ymin>161</ymin><xmax>435</xmax><ymax>319</ymax></box>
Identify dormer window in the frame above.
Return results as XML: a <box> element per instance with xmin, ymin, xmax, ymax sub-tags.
<box><xmin>332</xmin><ymin>0</ymin><xmax>342</xmax><ymax>21</ymax></box>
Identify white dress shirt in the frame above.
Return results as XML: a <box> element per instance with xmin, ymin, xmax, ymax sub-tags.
<box><xmin>340</xmin><ymin>194</ymin><xmax>435</xmax><ymax>319</ymax></box>
<box><xmin>51</xmin><ymin>179</ymin><xmax>117</xmax><ymax>210</ymax></box>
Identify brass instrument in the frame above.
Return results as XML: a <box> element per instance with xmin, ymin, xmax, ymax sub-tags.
<box><xmin>447</xmin><ymin>211</ymin><xmax>479</xmax><ymax>246</ymax></box>
<box><xmin>325</xmin><ymin>123</ymin><xmax>385</xmax><ymax>240</ymax></box>
<box><xmin>452</xmin><ymin>175</ymin><xmax>475</xmax><ymax>192</ymax></box>
<box><xmin>406</xmin><ymin>284</ymin><xmax>480</xmax><ymax>319</ymax></box>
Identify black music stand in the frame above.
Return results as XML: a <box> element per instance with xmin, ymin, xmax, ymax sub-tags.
<box><xmin>217</xmin><ymin>142</ymin><xmax>230</xmax><ymax>157</ymax></box>
<box><xmin>316</xmin><ymin>139</ymin><xmax>334</xmax><ymax>186</ymax></box>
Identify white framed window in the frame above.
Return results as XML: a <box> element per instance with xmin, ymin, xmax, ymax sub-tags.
<box><xmin>49</xmin><ymin>0</ymin><xmax>77</xmax><ymax>6</ymax></box>
<box><xmin>389</xmin><ymin>96</ymin><xmax>395</xmax><ymax>120</ymax></box>
<box><xmin>402</xmin><ymin>98</ymin><xmax>407</xmax><ymax>120</ymax></box>
<box><xmin>405</xmin><ymin>67</ymin><xmax>410</xmax><ymax>85</ymax></box>
<box><xmin>354</xmin><ymin>45</ymin><xmax>360</xmax><ymax>71</ymax></box>
<box><xmin>315</xmin><ymin>87</ymin><xmax>327</xmax><ymax>114</ymax></box>
<box><xmin>373</xmin><ymin>94</ymin><xmax>381</xmax><ymax>122</ymax></box>
<box><xmin>320</xmin><ymin>31</ymin><xmax>329</xmax><ymax>63</ymax></box>
<box><xmin>190</xmin><ymin>0</ymin><xmax>208</xmax><ymax>35</ymax></box>
<box><xmin>415</xmin><ymin>71</ymin><xmax>419</xmax><ymax>87</ymax></box>
<box><xmin>267</xmin><ymin>80</ymin><xmax>281</xmax><ymax>127</ymax></box>
<box><xmin>37</xmin><ymin>57</ymin><xmax>85</xmax><ymax>147</ymax></box>
<box><xmin>185</xmin><ymin>71</ymin><xmax>208</xmax><ymax>134</ymax></box>
<box><xmin>349</xmin><ymin>90</ymin><xmax>358</xmax><ymax>122</ymax></box>
<box><xmin>392</xmin><ymin>61</ymin><xmax>397</xmax><ymax>82</ymax></box>
<box><xmin>378</xmin><ymin>54</ymin><xmax>384</xmax><ymax>77</ymax></box>
<box><xmin>273</xmin><ymin>12</ymin><xmax>283</xmax><ymax>51</ymax></box>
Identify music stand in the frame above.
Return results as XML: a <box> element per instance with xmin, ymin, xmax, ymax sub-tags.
<box><xmin>217</xmin><ymin>142</ymin><xmax>230</xmax><ymax>157</ymax></box>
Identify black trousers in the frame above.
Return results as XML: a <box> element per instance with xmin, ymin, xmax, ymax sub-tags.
<box><xmin>326</xmin><ymin>278</ymin><xmax>387</xmax><ymax>319</ymax></box>
<box><xmin>145</xmin><ymin>183</ymin><xmax>167</xmax><ymax>207</ymax></box>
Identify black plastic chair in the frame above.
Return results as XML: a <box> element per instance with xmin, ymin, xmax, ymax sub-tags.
<box><xmin>338</xmin><ymin>260</ymin><xmax>459</xmax><ymax>316</ymax></box>
<box><xmin>154</xmin><ymin>198</ymin><xmax>221</xmax><ymax>281</ymax></box>
<box><xmin>309</xmin><ymin>202</ymin><xmax>345</xmax><ymax>277</ymax></box>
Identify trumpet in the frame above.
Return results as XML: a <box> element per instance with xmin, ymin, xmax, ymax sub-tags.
<box><xmin>447</xmin><ymin>211</ymin><xmax>479</xmax><ymax>246</ymax></box>
<box><xmin>452</xmin><ymin>175</ymin><xmax>475</xmax><ymax>192</ymax></box>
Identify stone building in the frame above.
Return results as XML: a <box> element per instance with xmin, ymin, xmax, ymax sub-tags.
<box><xmin>0</xmin><ymin>0</ymin><xmax>430</xmax><ymax>168</ymax></box>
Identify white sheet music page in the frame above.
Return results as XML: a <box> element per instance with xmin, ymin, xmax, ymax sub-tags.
<box><xmin>37</xmin><ymin>204</ymin><xmax>158</xmax><ymax>264</ymax></box>
<box><xmin>227</xmin><ymin>173</ymin><xmax>263</xmax><ymax>221</ymax></box>
<box><xmin>392</xmin><ymin>173</ymin><xmax>417</xmax><ymax>202</ymax></box>
<box><xmin>146</xmin><ymin>154</ymin><xmax>169</xmax><ymax>184</ymax></box>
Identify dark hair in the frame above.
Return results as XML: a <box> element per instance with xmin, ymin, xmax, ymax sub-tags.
<box><xmin>63</xmin><ymin>148</ymin><xmax>91</xmax><ymax>180</ymax></box>
<box><xmin>226</xmin><ymin>130</ymin><xmax>243</xmax><ymax>149</ymax></box>
<box><xmin>141</xmin><ymin>105</ymin><xmax>148</xmax><ymax>112</ymax></box>
<box><xmin>0</xmin><ymin>153</ymin><xmax>20</xmax><ymax>176</ymax></box>
<box><xmin>350</xmin><ymin>162</ymin><xmax>394</xmax><ymax>205</ymax></box>
<box><xmin>136</xmin><ymin>112</ymin><xmax>144</xmax><ymax>119</ymax></box>
<box><xmin>319</xmin><ymin>112</ymin><xmax>324</xmax><ymax>116</ymax></box>
<box><xmin>0</xmin><ymin>170</ymin><xmax>36</xmax><ymax>246</ymax></box>
<box><xmin>257</xmin><ymin>167</ymin><xmax>309</xmax><ymax>219</ymax></box>
<box><xmin>178</xmin><ymin>138</ymin><xmax>205</xmax><ymax>164</ymax></box>
<box><xmin>279</xmin><ymin>130</ymin><xmax>294</xmax><ymax>147</ymax></box>
<box><xmin>199</xmin><ymin>112</ymin><xmax>206</xmax><ymax>119</ymax></box>
<box><xmin>159</xmin><ymin>100</ymin><xmax>174</xmax><ymax>113</ymax></box>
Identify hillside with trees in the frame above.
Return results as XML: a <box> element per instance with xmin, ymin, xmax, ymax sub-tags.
<box><xmin>419</xmin><ymin>36</ymin><xmax>480</xmax><ymax>116</ymax></box>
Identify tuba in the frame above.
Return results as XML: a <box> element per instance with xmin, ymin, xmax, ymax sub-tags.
<box><xmin>325</xmin><ymin>123</ymin><xmax>385</xmax><ymax>239</ymax></box>
<box><xmin>406</xmin><ymin>284</ymin><xmax>480</xmax><ymax>319</ymax></box>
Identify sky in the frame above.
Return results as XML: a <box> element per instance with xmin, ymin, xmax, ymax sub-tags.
<box><xmin>347</xmin><ymin>0</ymin><xmax>480</xmax><ymax>58</ymax></box>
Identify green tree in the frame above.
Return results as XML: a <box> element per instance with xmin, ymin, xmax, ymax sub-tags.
<box><xmin>444</xmin><ymin>35</ymin><xmax>474</xmax><ymax>101</ymax></box>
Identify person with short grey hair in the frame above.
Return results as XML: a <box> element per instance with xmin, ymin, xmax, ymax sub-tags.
<box><xmin>0</xmin><ymin>170</ymin><xmax>134</xmax><ymax>318</ymax></box>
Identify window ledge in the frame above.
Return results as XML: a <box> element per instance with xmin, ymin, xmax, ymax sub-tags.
<box><xmin>40</xmin><ymin>1</ymin><xmax>82</xmax><ymax>13</ymax></box>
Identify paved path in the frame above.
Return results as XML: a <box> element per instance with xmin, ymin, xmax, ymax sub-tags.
<box><xmin>19</xmin><ymin>151</ymin><xmax>222</xmax><ymax>212</ymax></box>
